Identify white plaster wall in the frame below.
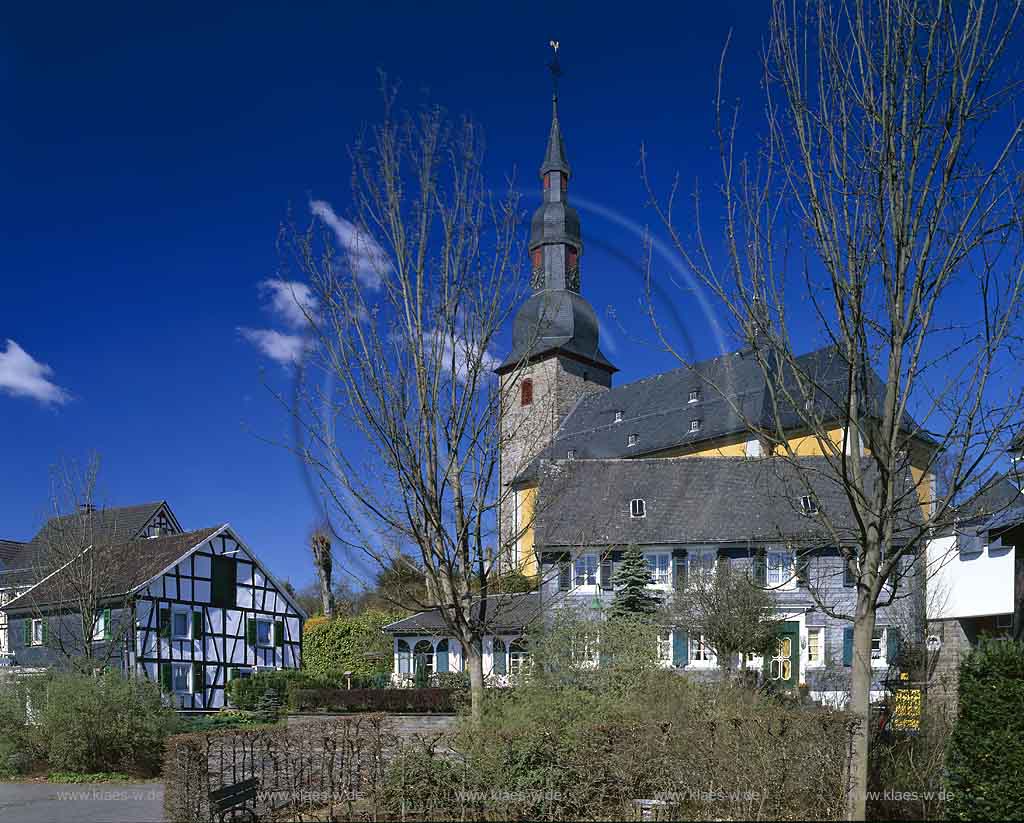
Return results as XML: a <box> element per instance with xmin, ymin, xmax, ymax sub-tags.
<box><xmin>927</xmin><ymin>533</ymin><xmax>1015</xmax><ymax>619</ymax></box>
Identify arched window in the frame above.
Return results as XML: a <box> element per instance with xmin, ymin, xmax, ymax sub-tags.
<box><xmin>436</xmin><ymin>639</ymin><xmax>450</xmax><ymax>674</ymax></box>
<box><xmin>509</xmin><ymin>640</ymin><xmax>530</xmax><ymax>677</ymax></box>
<box><xmin>520</xmin><ymin>378</ymin><xmax>534</xmax><ymax>407</ymax></box>
<box><xmin>492</xmin><ymin>638</ymin><xmax>507</xmax><ymax>675</ymax></box>
<box><xmin>396</xmin><ymin>639</ymin><xmax>412</xmax><ymax>675</ymax></box>
<box><xmin>413</xmin><ymin>640</ymin><xmax>434</xmax><ymax>676</ymax></box>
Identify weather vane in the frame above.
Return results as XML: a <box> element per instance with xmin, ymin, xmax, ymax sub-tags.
<box><xmin>548</xmin><ymin>39</ymin><xmax>562</xmax><ymax>96</ymax></box>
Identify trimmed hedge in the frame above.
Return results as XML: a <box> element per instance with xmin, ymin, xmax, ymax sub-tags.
<box><xmin>290</xmin><ymin>687</ymin><xmax>457</xmax><ymax>714</ymax></box>
<box><xmin>302</xmin><ymin>610</ymin><xmax>404</xmax><ymax>679</ymax></box>
<box><xmin>945</xmin><ymin>637</ymin><xmax>1024</xmax><ymax>820</ymax></box>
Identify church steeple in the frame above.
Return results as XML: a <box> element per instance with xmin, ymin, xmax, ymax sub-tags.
<box><xmin>496</xmin><ymin>45</ymin><xmax>615</xmax><ymax>376</ymax></box>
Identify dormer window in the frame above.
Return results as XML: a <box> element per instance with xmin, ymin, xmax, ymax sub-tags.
<box><xmin>630</xmin><ymin>498</ymin><xmax>647</xmax><ymax>518</ymax></box>
<box><xmin>688</xmin><ymin>389</ymin><xmax>700</xmax><ymax>403</ymax></box>
<box><xmin>800</xmin><ymin>495</ymin><xmax>819</xmax><ymax>515</ymax></box>
<box><xmin>614</xmin><ymin>411</ymin><xmax>624</xmax><ymax>423</ymax></box>
<box><xmin>520</xmin><ymin>378</ymin><xmax>533</xmax><ymax>407</ymax></box>
<box><xmin>627</xmin><ymin>433</ymin><xmax>638</xmax><ymax>448</ymax></box>
<box><xmin>567</xmin><ymin>449</ymin><xmax>576</xmax><ymax>460</ymax></box>
<box><xmin>689</xmin><ymin>420</ymin><xmax>701</xmax><ymax>433</ymax></box>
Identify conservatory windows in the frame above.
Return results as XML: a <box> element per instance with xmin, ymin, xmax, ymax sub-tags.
<box><xmin>413</xmin><ymin>639</ymin><xmax>434</xmax><ymax>676</ymax></box>
<box><xmin>396</xmin><ymin>639</ymin><xmax>412</xmax><ymax>674</ymax></box>
<box><xmin>492</xmin><ymin>638</ymin><xmax>507</xmax><ymax>675</ymax></box>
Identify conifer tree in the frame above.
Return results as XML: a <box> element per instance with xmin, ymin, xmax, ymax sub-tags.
<box><xmin>608</xmin><ymin>547</ymin><xmax>659</xmax><ymax>618</ymax></box>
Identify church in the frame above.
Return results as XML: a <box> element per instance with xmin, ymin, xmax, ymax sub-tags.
<box><xmin>384</xmin><ymin>86</ymin><xmax>937</xmax><ymax>701</ymax></box>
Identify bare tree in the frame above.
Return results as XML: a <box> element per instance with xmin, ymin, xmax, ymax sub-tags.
<box><xmin>28</xmin><ymin>455</ymin><xmax>131</xmax><ymax>670</ymax></box>
<box><xmin>277</xmin><ymin>84</ymin><xmax>542</xmax><ymax>720</ymax></box>
<box><xmin>670</xmin><ymin>559</ymin><xmax>781</xmax><ymax>674</ymax></box>
<box><xmin>309</xmin><ymin>527</ymin><xmax>336</xmax><ymax>618</ymax></box>
<box><xmin>643</xmin><ymin>2</ymin><xmax>1024</xmax><ymax>817</ymax></box>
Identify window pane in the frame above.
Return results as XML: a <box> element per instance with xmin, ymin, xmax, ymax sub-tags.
<box><xmin>172</xmin><ymin>665</ymin><xmax>189</xmax><ymax>692</ymax></box>
<box><xmin>574</xmin><ymin>554</ymin><xmax>597</xmax><ymax>586</ymax></box>
<box><xmin>257</xmin><ymin>620</ymin><xmax>272</xmax><ymax>646</ymax></box>
<box><xmin>173</xmin><ymin>613</ymin><xmax>189</xmax><ymax>637</ymax></box>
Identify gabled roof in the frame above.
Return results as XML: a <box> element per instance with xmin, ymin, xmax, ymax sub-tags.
<box><xmin>532</xmin><ymin>456</ymin><xmax>923</xmax><ymax>548</ymax></box>
<box><xmin>3</xmin><ymin>526</ymin><xmax>223</xmax><ymax>613</ymax></box>
<box><xmin>514</xmin><ymin>345</ymin><xmax>929</xmax><ymax>484</ymax></box>
<box><xmin>1</xmin><ymin>501</ymin><xmax>174</xmax><ymax>575</ymax></box>
<box><xmin>384</xmin><ymin>593</ymin><xmax>542</xmax><ymax>634</ymax></box>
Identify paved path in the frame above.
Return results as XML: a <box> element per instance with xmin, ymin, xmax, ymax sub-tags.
<box><xmin>0</xmin><ymin>782</ymin><xmax>163</xmax><ymax>823</ymax></box>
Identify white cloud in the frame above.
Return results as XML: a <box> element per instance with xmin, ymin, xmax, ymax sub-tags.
<box><xmin>259</xmin><ymin>278</ymin><xmax>319</xmax><ymax>329</ymax></box>
<box><xmin>237</xmin><ymin>328</ymin><xmax>311</xmax><ymax>365</ymax></box>
<box><xmin>429</xmin><ymin>330</ymin><xmax>500</xmax><ymax>383</ymax></box>
<box><xmin>0</xmin><ymin>340</ymin><xmax>70</xmax><ymax>405</ymax></box>
<box><xmin>310</xmin><ymin>199</ymin><xmax>390</xmax><ymax>290</ymax></box>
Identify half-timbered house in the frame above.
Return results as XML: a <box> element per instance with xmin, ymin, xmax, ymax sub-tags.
<box><xmin>2</xmin><ymin>516</ymin><xmax>304</xmax><ymax>710</ymax></box>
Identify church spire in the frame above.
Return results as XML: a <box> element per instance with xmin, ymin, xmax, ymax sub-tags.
<box><xmin>529</xmin><ymin>40</ymin><xmax>582</xmax><ymax>294</ymax></box>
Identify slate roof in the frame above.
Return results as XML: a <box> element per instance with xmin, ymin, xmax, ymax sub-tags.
<box><xmin>532</xmin><ymin>456</ymin><xmax>923</xmax><ymax>548</ymax></box>
<box><xmin>0</xmin><ymin>502</ymin><xmax>169</xmax><ymax>575</ymax></box>
<box><xmin>383</xmin><ymin>593</ymin><xmax>543</xmax><ymax>634</ymax></box>
<box><xmin>3</xmin><ymin>526</ymin><xmax>223</xmax><ymax>613</ymax></box>
<box><xmin>0</xmin><ymin>539</ymin><xmax>25</xmax><ymax>569</ymax></box>
<box><xmin>514</xmin><ymin>345</ymin><xmax>929</xmax><ymax>484</ymax></box>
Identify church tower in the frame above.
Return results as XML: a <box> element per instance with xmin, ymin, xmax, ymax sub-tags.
<box><xmin>496</xmin><ymin>62</ymin><xmax>617</xmax><ymax>573</ymax></box>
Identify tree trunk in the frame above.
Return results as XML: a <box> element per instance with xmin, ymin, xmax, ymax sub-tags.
<box><xmin>464</xmin><ymin>637</ymin><xmax>485</xmax><ymax>723</ymax></box>
<box><xmin>311</xmin><ymin>532</ymin><xmax>335</xmax><ymax>619</ymax></box>
<box><xmin>847</xmin><ymin>602</ymin><xmax>876</xmax><ymax>821</ymax></box>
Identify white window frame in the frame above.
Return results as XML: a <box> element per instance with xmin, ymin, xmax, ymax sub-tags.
<box><xmin>566</xmin><ymin>449</ymin><xmax>576</xmax><ymax>460</ymax></box>
<box><xmin>572</xmin><ymin>631</ymin><xmax>599</xmax><ymax>668</ymax></box>
<box><xmin>800</xmin><ymin>494</ymin><xmax>819</xmax><ymax>515</ymax></box>
<box><xmin>171</xmin><ymin>662</ymin><xmax>192</xmax><ymax>694</ymax></box>
<box><xmin>509</xmin><ymin>641</ymin><xmax>531</xmax><ymax>677</ymax></box>
<box><xmin>630</xmin><ymin>498</ymin><xmax>646</xmax><ymax>518</ymax></box>
<box><xmin>627</xmin><ymin>433</ymin><xmax>638</xmax><ymax>447</ymax></box>
<box><xmin>766</xmin><ymin>550</ymin><xmax>795</xmax><ymax>588</ymax></box>
<box><xmin>92</xmin><ymin>610</ymin><xmax>107</xmax><ymax>642</ymax></box>
<box><xmin>689</xmin><ymin>633</ymin><xmax>715</xmax><ymax>666</ymax></box>
<box><xmin>871</xmin><ymin>627</ymin><xmax>887</xmax><ymax>667</ymax></box>
<box><xmin>656</xmin><ymin>630</ymin><xmax>672</xmax><ymax>663</ymax></box>
<box><xmin>689</xmin><ymin>419</ymin><xmax>701</xmax><ymax>433</ymax></box>
<box><xmin>255</xmin><ymin>616</ymin><xmax>275</xmax><ymax>648</ymax></box>
<box><xmin>806</xmin><ymin>627</ymin><xmax>824</xmax><ymax>667</ymax></box>
<box><xmin>31</xmin><ymin>618</ymin><xmax>44</xmax><ymax>646</ymax></box>
<box><xmin>645</xmin><ymin>552</ymin><xmax>671</xmax><ymax>587</ymax></box>
<box><xmin>687</xmin><ymin>548</ymin><xmax>717</xmax><ymax>579</ymax></box>
<box><xmin>614</xmin><ymin>411</ymin><xmax>623</xmax><ymax>423</ymax></box>
<box><xmin>171</xmin><ymin>608</ymin><xmax>192</xmax><ymax>641</ymax></box>
<box><xmin>573</xmin><ymin>553</ymin><xmax>599</xmax><ymax>589</ymax></box>
<box><xmin>688</xmin><ymin>389</ymin><xmax>700</xmax><ymax>403</ymax></box>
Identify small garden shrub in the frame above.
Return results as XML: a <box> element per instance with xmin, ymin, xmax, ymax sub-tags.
<box><xmin>290</xmin><ymin>687</ymin><xmax>458</xmax><ymax>714</ymax></box>
<box><xmin>1</xmin><ymin>670</ymin><xmax>179</xmax><ymax>777</ymax></box>
<box><xmin>945</xmin><ymin>637</ymin><xmax>1024</xmax><ymax>820</ymax></box>
<box><xmin>302</xmin><ymin>610</ymin><xmax>404</xmax><ymax>679</ymax></box>
<box><xmin>225</xmin><ymin>669</ymin><xmax>315</xmax><ymax>710</ymax></box>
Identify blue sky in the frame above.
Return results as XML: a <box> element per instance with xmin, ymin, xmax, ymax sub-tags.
<box><xmin>1</xmin><ymin>2</ymin><xmax>810</xmax><ymax>586</ymax></box>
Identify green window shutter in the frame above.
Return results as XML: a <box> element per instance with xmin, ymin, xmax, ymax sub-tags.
<box><xmin>842</xmin><ymin>626</ymin><xmax>854</xmax><ymax>666</ymax></box>
<box><xmin>558</xmin><ymin>560</ymin><xmax>571</xmax><ymax>591</ymax></box>
<box><xmin>600</xmin><ymin>556</ymin><xmax>614</xmax><ymax>590</ymax></box>
<box><xmin>673</xmin><ymin>553</ymin><xmax>687</xmax><ymax>590</ymax></box>
<box><xmin>158</xmin><ymin>607</ymin><xmax>171</xmax><ymax>638</ymax></box>
<box><xmin>886</xmin><ymin>626</ymin><xmax>901</xmax><ymax>662</ymax></box>
<box><xmin>192</xmin><ymin>611</ymin><xmax>203</xmax><ymax>639</ymax></box>
<box><xmin>192</xmin><ymin>663</ymin><xmax>202</xmax><ymax>693</ymax></box>
<box><xmin>274</xmin><ymin>620</ymin><xmax>284</xmax><ymax>648</ymax></box>
<box><xmin>103</xmin><ymin>608</ymin><xmax>112</xmax><ymax>641</ymax></box>
<box><xmin>752</xmin><ymin>551</ymin><xmax>767</xmax><ymax>586</ymax></box>
<box><xmin>672</xmin><ymin>629</ymin><xmax>688</xmax><ymax>667</ymax></box>
<box><xmin>41</xmin><ymin>620</ymin><xmax>48</xmax><ymax>646</ymax></box>
<box><xmin>246</xmin><ymin>618</ymin><xmax>257</xmax><ymax>646</ymax></box>
<box><xmin>23</xmin><ymin>620</ymin><xmax>31</xmax><ymax>646</ymax></box>
<box><xmin>160</xmin><ymin>662</ymin><xmax>172</xmax><ymax>692</ymax></box>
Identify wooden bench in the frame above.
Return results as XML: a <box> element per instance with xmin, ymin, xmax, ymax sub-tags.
<box><xmin>209</xmin><ymin>777</ymin><xmax>259</xmax><ymax>823</ymax></box>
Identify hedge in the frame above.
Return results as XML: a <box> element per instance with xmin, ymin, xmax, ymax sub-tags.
<box><xmin>290</xmin><ymin>687</ymin><xmax>457</xmax><ymax>714</ymax></box>
<box><xmin>945</xmin><ymin>637</ymin><xmax>1024</xmax><ymax>820</ymax></box>
<box><xmin>302</xmin><ymin>610</ymin><xmax>404</xmax><ymax>679</ymax></box>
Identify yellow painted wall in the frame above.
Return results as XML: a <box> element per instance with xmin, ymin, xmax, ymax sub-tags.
<box><xmin>515</xmin><ymin>486</ymin><xmax>538</xmax><ymax>577</ymax></box>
